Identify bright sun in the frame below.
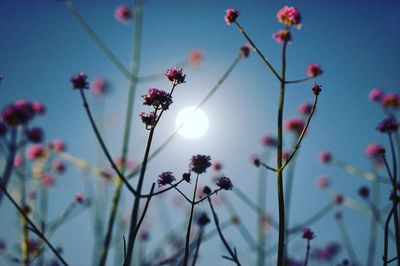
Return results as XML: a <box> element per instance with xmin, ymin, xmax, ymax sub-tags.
<box><xmin>175</xmin><ymin>106</ymin><xmax>208</xmax><ymax>139</ymax></box>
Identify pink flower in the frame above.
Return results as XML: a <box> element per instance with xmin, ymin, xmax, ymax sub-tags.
<box><xmin>302</xmin><ymin>228</ymin><xmax>315</xmax><ymax>240</ymax></box>
<box><xmin>39</xmin><ymin>173</ymin><xmax>55</xmax><ymax>188</ymax></box>
<box><xmin>115</xmin><ymin>5</ymin><xmax>132</xmax><ymax>22</ymax></box>
<box><xmin>282</xmin><ymin>150</ymin><xmax>289</xmax><ymax>161</ymax></box>
<box><xmin>26</xmin><ymin>145</ymin><xmax>45</xmax><ymax>160</ymax></box>
<box><xmin>70</xmin><ymin>72</ymin><xmax>89</xmax><ymax>90</ymax></box>
<box><xmin>277</xmin><ymin>6</ymin><xmax>301</xmax><ymax>29</ymax></box>
<box><xmin>52</xmin><ymin>139</ymin><xmax>65</xmax><ymax>152</ymax></box>
<box><xmin>368</xmin><ymin>88</ymin><xmax>384</xmax><ymax>102</ymax></box>
<box><xmin>140</xmin><ymin>112</ymin><xmax>156</xmax><ymax>128</ymax></box>
<box><xmin>142</xmin><ymin>88</ymin><xmax>173</xmax><ymax>110</ymax></box>
<box><xmin>25</xmin><ymin>127</ymin><xmax>44</xmax><ymax>143</ymax></box>
<box><xmin>284</xmin><ymin>117</ymin><xmax>305</xmax><ymax>135</ymax></box>
<box><xmin>315</xmin><ymin>175</ymin><xmax>330</xmax><ymax>188</ymax></box>
<box><xmin>365</xmin><ymin>143</ymin><xmax>383</xmax><ymax>158</ymax></box>
<box><xmin>224</xmin><ymin>8</ymin><xmax>239</xmax><ymax>25</ymax></box>
<box><xmin>307</xmin><ymin>64</ymin><xmax>323</xmax><ymax>77</ymax></box>
<box><xmin>261</xmin><ymin>135</ymin><xmax>277</xmax><ymax>147</ymax></box>
<box><xmin>190</xmin><ymin>155</ymin><xmax>212</xmax><ymax>174</ymax></box>
<box><xmin>188</xmin><ymin>50</ymin><xmax>203</xmax><ymax>67</ymax></box>
<box><xmin>240</xmin><ymin>45</ymin><xmax>250</xmax><ymax>58</ymax></box>
<box><xmin>273</xmin><ymin>30</ymin><xmax>291</xmax><ymax>44</ymax></box>
<box><xmin>14</xmin><ymin>154</ymin><xmax>24</xmax><ymax>167</ymax></box>
<box><xmin>319</xmin><ymin>151</ymin><xmax>332</xmax><ymax>164</ymax></box>
<box><xmin>165</xmin><ymin>67</ymin><xmax>186</xmax><ymax>84</ymax></box>
<box><xmin>53</xmin><ymin>160</ymin><xmax>65</xmax><ymax>173</ymax></box>
<box><xmin>298</xmin><ymin>103</ymin><xmax>313</xmax><ymax>115</ymax></box>
<box><xmin>115</xmin><ymin>158</ymin><xmax>135</xmax><ymax>171</ymax></box>
<box><xmin>380</xmin><ymin>93</ymin><xmax>400</xmax><ymax>108</ymax></box>
<box><xmin>75</xmin><ymin>192</ymin><xmax>85</xmax><ymax>203</ymax></box>
<box><xmin>90</xmin><ymin>78</ymin><xmax>108</xmax><ymax>96</ymax></box>
<box><xmin>212</xmin><ymin>161</ymin><xmax>223</xmax><ymax>171</ymax></box>
<box><xmin>32</xmin><ymin>102</ymin><xmax>46</xmax><ymax>115</ymax></box>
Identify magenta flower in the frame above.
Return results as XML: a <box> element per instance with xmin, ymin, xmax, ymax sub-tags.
<box><xmin>216</xmin><ymin>176</ymin><xmax>233</xmax><ymax>190</ymax></box>
<box><xmin>75</xmin><ymin>192</ymin><xmax>85</xmax><ymax>203</ymax></box>
<box><xmin>39</xmin><ymin>173</ymin><xmax>55</xmax><ymax>188</ymax></box>
<box><xmin>32</xmin><ymin>102</ymin><xmax>46</xmax><ymax>115</ymax></box>
<box><xmin>26</xmin><ymin>145</ymin><xmax>45</xmax><ymax>160</ymax></box>
<box><xmin>380</xmin><ymin>93</ymin><xmax>400</xmax><ymax>108</ymax></box>
<box><xmin>368</xmin><ymin>88</ymin><xmax>384</xmax><ymax>102</ymax></box>
<box><xmin>261</xmin><ymin>134</ymin><xmax>277</xmax><ymax>147</ymax></box>
<box><xmin>319</xmin><ymin>151</ymin><xmax>332</xmax><ymax>164</ymax></box>
<box><xmin>52</xmin><ymin>139</ymin><xmax>66</xmax><ymax>152</ymax></box>
<box><xmin>358</xmin><ymin>186</ymin><xmax>369</xmax><ymax>199</ymax></box>
<box><xmin>377</xmin><ymin>117</ymin><xmax>398</xmax><ymax>133</ymax></box>
<box><xmin>302</xmin><ymin>228</ymin><xmax>315</xmax><ymax>240</ymax></box>
<box><xmin>142</xmin><ymin>88</ymin><xmax>173</xmax><ymax>110</ymax></box>
<box><xmin>25</xmin><ymin>127</ymin><xmax>44</xmax><ymax>143</ymax></box>
<box><xmin>277</xmin><ymin>6</ymin><xmax>301</xmax><ymax>29</ymax></box>
<box><xmin>315</xmin><ymin>175</ymin><xmax>330</xmax><ymax>188</ymax></box>
<box><xmin>140</xmin><ymin>231</ymin><xmax>150</xmax><ymax>241</ymax></box>
<box><xmin>70</xmin><ymin>72</ymin><xmax>89</xmax><ymax>90</ymax></box>
<box><xmin>240</xmin><ymin>45</ymin><xmax>250</xmax><ymax>58</ymax></box>
<box><xmin>91</xmin><ymin>78</ymin><xmax>108</xmax><ymax>96</ymax></box>
<box><xmin>14</xmin><ymin>155</ymin><xmax>24</xmax><ymax>167</ymax></box>
<box><xmin>298</xmin><ymin>103</ymin><xmax>313</xmax><ymax>115</ymax></box>
<box><xmin>212</xmin><ymin>161</ymin><xmax>223</xmax><ymax>172</ymax></box>
<box><xmin>307</xmin><ymin>64</ymin><xmax>323</xmax><ymax>77</ymax></box>
<box><xmin>165</xmin><ymin>67</ymin><xmax>186</xmax><ymax>84</ymax></box>
<box><xmin>2</xmin><ymin>103</ymin><xmax>32</xmax><ymax>127</ymax></box>
<box><xmin>157</xmin><ymin>171</ymin><xmax>175</xmax><ymax>187</ymax></box>
<box><xmin>188</xmin><ymin>50</ymin><xmax>203</xmax><ymax>67</ymax></box>
<box><xmin>224</xmin><ymin>8</ymin><xmax>239</xmax><ymax>25</ymax></box>
<box><xmin>190</xmin><ymin>154</ymin><xmax>211</xmax><ymax>174</ymax></box>
<box><xmin>53</xmin><ymin>160</ymin><xmax>66</xmax><ymax>173</ymax></box>
<box><xmin>140</xmin><ymin>111</ymin><xmax>156</xmax><ymax>128</ymax></box>
<box><xmin>365</xmin><ymin>143</ymin><xmax>383</xmax><ymax>158</ymax></box>
<box><xmin>284</xmin><ymin>117</ymin><xmax>305</xmax><ymax>135</ymax></box>
<box><xmin>273</xmin><ymin>29</ymin><xmax>291</xmax><ymax>44</ymax></box>
<box><xmin>115</xmin><ymin>5</ymin><xmax>132</xmax><ymax>22</ymax></box>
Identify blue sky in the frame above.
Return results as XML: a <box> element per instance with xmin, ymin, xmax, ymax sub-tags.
<box><xmin>1</xmin><ymin>1</ymin><xmax>399</xmax><ymax>265</ymax></box>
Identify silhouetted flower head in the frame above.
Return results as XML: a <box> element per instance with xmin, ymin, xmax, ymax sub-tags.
<box><xmin>140</xmin><ymin>112</ymin><xmax>156</xmax><ymax>128</ymax></box>
<box><xmin>368</xmin><ymin>88</ymin><xmax>383</xmax><ymax>102</ymax></box>
<box><xmin>26</xmin><ymin>127</ymin><xmax>44</xmax><ymax>143</ymax></box>
<box><xmin>142</xmin><ymin>88</ymin><xmax>173</xmax><ymax>110</ymax></box>
<box><xmin>165</xmin><ymin>67</ymin><xmax>186</xmax><ymax>85</ymax></box>
<box><xmin>302</xmin><ymin>228</ymin><xmax>315</xmax><ymax>240</ymax></box>
<box><xmin>251</xmin><ymin>155</ymin><xmax>260</xmax><ymax>167</ymax></box>
<box><xmin>26</xmin><ymin>145</ymin><xmax>45</xmax><ymax>160</ymax></box>
<box><xmin>197</xmin><ymin>212</ymin><xmax>210</xmax><ymax>227</ymax></box>
<box><xmin>190</xmin><ymin>154</ymin><xmax>211</xmax><ymax>174</ymax></box>
<box><xmin>377</xmin><ymin>117</ymin><xmax>398</xmax><ymax>133</ymax></box>
<box><xmin>273</xmin><ymin>29</ymin><xmax>291</xmax><ymax>44</ymax></box>
<box><xmin>298</xmin><ymin>102</ymin><xmax>313</xmax><ymax>115</ymax></box>
<box><xmin>319</xmin><ymin>151</ymin><xmax>332</xmax><ymax>164</ymax></box>
<box><xmin>307</xmin><ymin>64</ymin><xmax>323</xmax><ymax>77</ymax></box>
<box><xmin>358</xmin><ymin>186</ymin><xmax>369</xmax><ymax>199</ymax></box>
<box><xmin>182</xmin><ymin>172</ymin><xmax>191</xmax><ymax>183</ymax></box>
<box><xmin>203</xmin><ymin>186</ymin><xmax>212</xmax><ymax>195</ymax></box>
<box><xmin>70</xmin><ymin>72</ymin><xmax>89</xmax><ymax>89</ymax></box>
<box><xmin>381</xmin><ymin>93</ymin><xmax>400</xmax><ymax>109</ymax></box>
<box><xmin>224</xmin><ymin>8</ymin><xmax>239</xmax><ymax>25</ymax></box>
<box><xmin>312</xmin><ymin>82</ymin><xmax>322</xmax><ymax>95</ymax></box>
<box><xmin>115</xmin><ymin>5</ymin><xmax>132</xmax><ymax>22</ymax></box>
<box><xmin>216</xmin><ymin>176</ymin><xmax>233</xmax><ymax>190</ymax></box>
<box><xmin>240</xmin><ymin>45</ymin><xmax>250</xmax><ymax>58</ymax></box>
<box><xmin>2</xmin><ymin>103</ymin><xmax>33</xmax><ymax>127</ymax></box>
<box><xmin>157</xmin><ymin>171</ymin><xmax>175</xmax><ymax>187</ymax></box>
<box><xmin>277</xmin><ymin>6</ymin><xmax>301</xmax><ymax>29</ymax></box>
<box><xmin>285</xmin><ymin>117</ymin><xmax>304</xmax><ymax>135</ymax></box>
<box><xmin>75</xmin><ymin>192</ymin><xmax>84</xmax><ymax>203</ymax></box>
<box><xmin>365</xmin><ymin>143</ymin><xmax>384</xmax><ymax>161</ymax></box>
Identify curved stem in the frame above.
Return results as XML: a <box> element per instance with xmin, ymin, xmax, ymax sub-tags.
<box><xmin>288</xmin><ymin>203</ymin><xmax>334</xmax><ymax>234</ymax></box>
<box><xmin>0</xmin><ymin>128</ymin><xmax>17</xmax><ymax>205</ymax></box>
<box><xmin>285</xmin><ymin>76</ymin><xmax>313</xmax><ymax>84</ymax></box>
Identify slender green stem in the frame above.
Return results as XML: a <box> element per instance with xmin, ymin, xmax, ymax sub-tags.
<box><xmin>0</xmin><ymin>128</ymin><xmax>17</xmax><ymax>205</ymax></box>
<box><xmin>303</xmin><ymin>239</ymin><xmax>311</xmax><ymax>266</ymax></box>
<box><xmin>191</xmin><ymin>229</ymin><xmax>203</xmax><ymax>266</ymax></box>
<box><xmin>285</xmin><ymin>76</ymin><xmax>313</xmax><ymax>84</ymax></box>
<box><xmin>19</xmin><ymin>173</ymin><xmax>29</xmax><ymax>266</ymax></box>
<box><xmin>337</xmin><ymin>217</ymin><xmax>359</xmax><ymax>265</ymax></box>
<box><xmin>384</xmin><ymin>206</ymin><xmax>395</xmax><ymax>266</ymax></box>
<box><xmin>333</xmin><ymin>159</ymin><xmax>391</xmax><ymax>184</ymax></box>
<box><xmin>367</xmin><ymin>166</ymin><xmax>380</xmax><ymax>266</ymax></box>
<box><xmin>257</xmin><ymin>150</ymin><xmax>269</xmax><ymax>266</ymax></box>
<box><xmin>183</xmin><ymin>173</ymin><xmax>200</xmax><ymax>266</ymax></box>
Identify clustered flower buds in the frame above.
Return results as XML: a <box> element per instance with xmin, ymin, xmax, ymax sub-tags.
<box><xmin>298</xmin><ymin>103</ymin><xmax>313</xmax><ymax>115</ymax></box>
<box><xmin>190</xmin><ymin>154</ymin><xmax>212</xmax><ymax>174</ymax></box>
<box><xmin>277</xmin><ymin>6</ymin><xmax>301</xmax><ymax>29</ymax></box>
<box><xmin>261</xmin><ymin>135</ymin><xmax>277</xmax><ymax>147</ymax></box>
<box><xmin>319</xmin><ymin>151</ymin><xmax>332</xmax><ymax>164</ymax></box>
<box><xmin>140</xmin><ymin>112</ymin><xmax>156</xmax><ymax>129</ymax></box>
<box><xmin>224</xmin><ymin>8</ymin><xmax>239</xmax><ymax>25</ymax></box>
<box><xmin>115</xmin><ymin>5</ymin><xmax>133</xmax><ymax>22</ymax></box>
<box><xmin>376</xmin><ymin>117</ymin><xmax>398</xmax><ymax>133</ymax></box>
<box><xmin>216</xmin><ymin>176</ymin><xmax>233</xmax><ymax>190</ymax></box>
<box><xmin>284</xmin><ymin>117</ymin><xmax>305</xmax><ymax>135</ymax></box>
<box><xmin>70</xmin><ymin>72</ymin><xmax>89</xmax><ymax>90</ymax></box>
<box><xmin>273</xmin><ymin>30</ymin><xmax>291</xmax><ymax>44</ymax></box>
<box><xmin>240</xmin><ymin>45</ymin><xmax>250</xmax><ymax>58</ymax></box>
<box><xmin>157</xmin><ymin>171</ymin><xmax>176</xmax><ymax>187</ymax></box>
<box><xmin>165</xmin><ymin>67</ymin><xmax>186</xmax><ymax>85</ymax></box>
<box><xmin>142</xmin><ymin>88</ymin><xmax>173</xmax><ymax>110</ymax></box>
<box><xmin>302</xmin><ymin>228</ymin><xmax>315</xmax><ymax>240</ymax></box>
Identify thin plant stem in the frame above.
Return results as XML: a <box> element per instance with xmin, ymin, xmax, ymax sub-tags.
<box><xmin>191</xmin><ymin>229</ymin><xmax>203</xmax><ymax>266</ymax></box>
<box><xmin>288</xmin><ymin>203</ymin><xmax>334</xmax><ymax>234</ymax></box>
<box><xmin>0</xmin><ymin>128</ymin><xmax>17</xmax><ymax>205</ymax></box>
<box><xmin>367</xmin><ymin>165</ymin><xmax>380</xmax><ymax>266</ymax></box>
<box><xmin>384</xmin><ymin>206</ymin><xmax>395</xmax><ymax>266</ymax></box>
<box><xmin>285</xmin><ymin>76</ymin><xmax>313</xmax><ymax>84</ymax></box>
<box><xmin>234</xmin><ymin>21</ymin><xmax>281</xmax><ymax>81</ymax></box>
<box><xmin>259</xmin><ymin>161</ymin><xmax>278</xmax><ymax>172</ymax></box>
<box><xmin>257</xmin><ymin>150</ymin><xmax>269</xmax><ymax>266</ymax></box>
<box><xmin>0</xmin><ymin>182</ymin><xmax>68</xmax><ymax>266</ymax></box>
<box><xmin>303</xmin><ymin>239</ymin><xmax>311</xmax><ymax>266</ymax></box>
<box><xmin>183</xmin><ymin>173</ymin><xmax>200</xmax><ymax>266</ymax></box>
<box><xmin>333</xmin><ymin>159</ymin><xmax>391</xmax><ymax>184</ymax></box>
<box><xmin>19</xmin><ymin>174</ymin><xmax>29</xmax><ymax>266</ymax></box>
<box><xmin>336</xmin><ymin>217</ymin><xmax>359</xmax><ymax>265</ymax></box>
<box><xmin>208</xmin><ymin>197</ymin><xmax>241</xmax><ymax>266</ymax></box>
<box><xmin>174</xmin><ymin>186</ymin><xmax>193</xmax><ymax>204</ymax></box>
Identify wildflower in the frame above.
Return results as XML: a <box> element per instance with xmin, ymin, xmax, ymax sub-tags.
<box><xmin>188</xmin><ymin>50</ymin><xmax>203</xmax><ymax>67</ymax></box>
<box><xmin>32</xmin><ymin>102</ymin><xmax>46</xmax><ymax>115</ymax></box>
<box><xmin>240</xmin><ymin>45</ymin><xmax>250</xmax><ymax>58</ymax></box>
<box><xmin>52</xmin><ymin>139</ymin><xmax>65</xmax><ymax>152</ymax></box>
<box><xmin>334</xmin><ymin>194</ymin><xmax>344</xmax><ymax>205</ymax></box>
<box><xmin>53</xmin><ymin>160</ymin><xmax>65</xmax><ymax>173</ymax></box>
<box><xmin>368</xmin><ymin>88</ymin><xmax>383</xmax><ymax>102</ymax></box>
<box><xmin>157</xmin><ymin>171</ymin><xmax>175</xmax><ymax>187</ymax></box>
<box><xmin>2</xmin><ymin>103</ymin><xmax>32</xmax><ymax>127</ymax></box>
<box><xmin>306</xmin><ymin>64</ymin><xmax>323</xmax><ymax>77</ymax></box>
<box><xmin>284</xmin><ymin>117</ymin><xmax>305</xmax><ymax>135</ymax></box>
<box><xmin>115</xmin><ymin>5</ymin><xmax>132</xmax><ymax>22</ymax></box>
<box><xmin>165</xmin><ymin>67</ymin><xmax>186</xmax><ymax>84</ymax></box>
<box><xmin>25</xmin><ymin>127</ymin><xmax>44</xmax><ymax>143</ymax></box>
<box><xmin>312</xmin><ymin>82</ymin><xmax>322</xmax><ymax>95</ymax></box>
<box><xmin>212</xmin><ymin>161</ymin><xmax>223</xmax><ymax>171</ymax></box>
<box><xmin>358</xmin><ymin>186</ymin><xmax>369</xmax><ymax>199</ymax></box>
<box><xmin>302</xmin><ymin>228</ymin><xmax>315</xmax><ymax>240</ymax></box>
<box><xmin>298</xmin><ymin>103</ymin><xmax>313</xmax><ymax>115</ymax></box>
<box><xmin>142</xmin><ymin>88</ymin><xmax>173</xmax><ymax>110</ymax></box>
<box><xmin>251</xmin><ymin>156</ymin><xmax>261</xmax><ymax>167</ymax></box>
<box><xmin>261</xmin><ymin>134</ymin><xmax>277</xmax><ymax>147</ymax></box>
<box><xmin>224</xmin><ymin>8</ymin><xmax>239</xmax><ymax>25</ymax></box>
<box><xmin>282</xmin><ymin>151</ymin><xmax>289</xmax><ymax>161</ymax></box>
<box><xmin>315</xmin><ymin>175</ymin><xmax>330</xmax><ymax>188</ymax></box>
<box><xmin>26</xmin><ymin>145</ymin><xmax>45</xmax><ymax>160</ymax></box>
<box><xmin>197</xmin><ymin>212</ymin><xmax>210</xmax><ymax>227</ymax></box>
<box><xmin>319</xmin><ymin>151</ymin><xmax>332</xmax><ymax>164</ymax></box>
<box><xmin>75</xmin><ymin>192</ymin><xmax>84</xmax><ymax>203</ymax></box>
<box><xmin>273</xmin><ymin>29</ymin><xmax>291</xmax><ymax>44</ymax></box>
<box><xmin>381</xmin><ymin>93</ymin><xmax>400</xmax><ymax>108</ymax></box>
<box><xmin>216</xmin><ymin>176</ymin><xmax>233</xmax><ymax>190</ymax></box>
<box><xmin>14</xmin><ymin>155</ymin><xmax>24</xmax><ymax>167</ymax></box>
<box><xmin>182</xmin><ymin>172</ymin><xmax>191</xmax><ymax>183</ymax></box>
<box><xmin>365</xmin><ymin>143</ymin><xmax>383</xmax><ymax>158</ymax></box>
<box><xmin>39</xmin><ymin>173</ymin><xmax>55</xmax><ymax>188</ymax></box>
<box><xmin>140</xmin><ymin>231</ymin><xmax>150</xmax><ymax>241</ymax></box>
<box><xmin>91</xmin><ymin>78</ymin><xmax>108</xmax><ymax>96</ymax></box>
<box><xmin>377</xmin><ymin>117</ymin><xmax>398</xmax><ymax>133</ymax></box>
<box><xmin>140</xmin><ymin>112</ymin><xmax>156</xmax><ymax>128</ymax></box>
<box><xmin>70</xmin><ymin>72</ymin><xmax>89</xmax><ymax>89</ymax></box>
<box><xmin>203</xmin><ymin>186</ymin><xmax>212</xmax><ymax>195</ymax></box>
<box><xmin>231</xmin><ymin>215</ymin><xmax>240</xmax><ymax>225</ymax></box>
<box><xmin>277</xmin><ymin>6</ymin><xmax>301</xmax><ymax>29</ymax></box>
<box><xmin>190</xmin><ymin>154</ymin><xmax>211</xmax><ymax>174</ymax></box>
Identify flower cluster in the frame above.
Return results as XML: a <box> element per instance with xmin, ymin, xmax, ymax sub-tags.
<box><xmin>261</xmin><ymin>134</ymin><xmax>277</xmax><ymax>147</ymax></box>
<box><xmin>240</xmin><ymin>45</ymin><xmax>250</xmax><ymax>58</ymax></box>
<box><xmin>1</xmin><ymin>100</ymin><xmax>44</xmax><ymax>127</ymax></box>
<box><xmin>157</xmin><ymin>171</ymin><xmax>176</xmax><ymax>187</ymax></box>
<box><xmin>358</xmin><ymin>186</ymin><xmax>370</xmax><ymax>199</ymax></box>
<box><xmin>284</xmin><ymin>117</ymin><xmax>305</xmax><ymax>135</ymax></box>
<box><xmin>315</xmin><ymin>175</ymin><xmax>330</xmax><ymax>188</ymax></box>
<box><xmin>277</xmin><ymin>6</ymin><xmax>301</xmax><ymax>29</ymax></box>
<box><xmin>91</xmin><ymin>78</ymin><xmax>109</xmax><ymax>96</ymax></box>
<box><xmin>115</xmin><ymin>5</ymin><xmax>132</xmax><ymax>22</ymax></box>
<box><xmin>369</xmin><ymin>88</ymin><xmax>400</xmax><ymax>109</ymax></box>
<box><xmin>165</xmin><ymin>67</ymin><xmax>186</xmax><ymax>85</ymax></box>
<box><xmin>142</xmin><ymin>88</ymin><xmax>173</xmax><ymax>110</ymax></box>
<box><xmin>140</xmin><ymin>112</ymin><xmax>156</xmax><ymax>129</ymax></box>
<box><xmin>70</xmin><ymin>72</ymin><xmax>89</xmax><ymax>90</ymax></box>
<box><xmin>307</xmin><ymin>64</ymin><xmax>323</xmax><ymax>77</ymax></box>
<box><xmin>298</xmin><ymin>102</ymin><xmax>313</xmax><ymax>115</ymax></box>
<box><xmin>273</xmin><ymin>29</ymin><xmax>291</xmax><ymax>44</ymax></box>
<box><xmin>376</xmin><ymin>117</ymin><xmax>398</xmax><ymax>133</ymax></box>
<box><xmin>302</xmin><ymin>228</ymin><xmax>315</xmax><ymax>240</ymax></box>
<box><xmin>190</xmin><ymin>154</ymin><xmax>211</xmax><ymax>174</ymax></box>
<box><xmin>319</xmin><ymin>151</ymin><xmax>332</xmax><ymax>164</ymax></box>
<box><xmin>224</xmin><ymin>8</ymin><xmax>239</xmax><ymax>25</ymax></box>
<box><xmin>216</xmin><ymin>176</ymin><xmax>233</xmax><ymax>190</ymax></box>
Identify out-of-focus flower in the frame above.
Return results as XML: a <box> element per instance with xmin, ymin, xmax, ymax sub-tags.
<box><xmin>32</xmin><ymin>102</ymin><xmax>46</xmax><ymax>115</ymax></box>
<box><xmin>358</xmin><ymin>186</ymin><xmax>370</xmax><ymax>199</ymax></box>
<box><xmin>91</xmin><ymin>78</ymin><xmax>109</xmax><ymax>96</ymax></box>
<box><xmin>282</xmin><ymin>150</ymin><xmax>289</xmax><ymax>161</ymax></box>
<box><xmin>284</xmin><ymin>117</ymin><xmax>305</xmax><ymax>135</ymax></box>
<box><xmin>197</xmin><ymin>212</ymin><xmax>210</xmax><ymax>227</ymax></box>
<box><xmin>140</xmin><ymin>112</ymin><xmax>156</xmax><ymax>128</ymax></box>
<box><xmin>140</xmin><ymin>231</ymin><xmax>150</xmax><ymax>241</ymax></box>
<box><xmin>157</xmin><ymin>171</ymin><xmax>175</xmax><ymax>187</ymax></box>
<box><xmin>315</xmin><ymin>175</ymin><xmax>330</xmax><ymax>188</ymax></box>
<box><xmin>75</xmin><ymin>192</ymin><xmax>84</xmax><ymax>203</ymax></box>
<box><xmin>307</xmin><ymin>64</ymin><xmax>323</xmax><ymax>77</ymax></box>
<box><xmin>165</xmin><ymin>67</ymin><xmax>186</xmax><ymax>84</ymax></box>
<box><xmin>277</xmin><ymin>6</ymin><xmax>301</xmax><ymax>29</ymax></box>
<box><xmin>212</xmin><ymin>161</ymin><xmax>223</xmax><ymax>171</ymax></box>
<box><xmin>365</xmin><ymin>143</ymin><xmax>383</xmax><ymax>158</ymax></box>
<box><xmin>53</xmin><ymin>160</ymin><xmax>65</xmax><ymax>173</ymax></box>
<box><xmin>298</xmin><ymin>103</ymin><xmax>313</xmax><ymax>115</ymax></box>
<box><xmin>190</xmin><ymin>155</ymin><xmax>211</xmax><ymax>174</ymax></box>
<box><xmin>203</xmin><ymin>186</ymin><xmax>212</xmax><ymax>195</ymax></box>
<box><xmin>39</xmin><ymin>173</ymin><xmax>55</xmax><ymax>188</ymax></box>
<box><xmin>273</xmin><ymin>29</ymin><xmax>291</xmax><ymax>44</ymax></box>
<box><xmin>0</xmin><ymin>239</ymin><xmax>6</xmax><ymax>250</ymax></box>
<box><xmin>115</xmin><ymin>5</ymin><xmax>132</xmax><ymax>22</ymax></box>
<box><xmin>240</xmin><ymin>45</ymin><xmax>250</xmax><ymax>58</ymax></box>
<box><xmin>224</xmin><ymin>8</ymin><xmax>239</xmax><ymax>25</ymax></box>
<box><xmin>188</xmin><ymin>50</ymin><xmax>203</xmax><ymax>67</ymax></box>
<box><xmin>26</xmin><ymin>145</ymin><xmax>45</xmax><ymax>160</ymax></box>
<box><xmin>302</xmin><ymin>228</ymin><xmax>315</xmax><ymax>240</ymax></box>
<box><xmin>312</xmin><ymin>82</ymin><xmax>322</xmax><ymax>95</ymax></box>
<box><xmin>52</xmin><ymin>139</ymin><xmax>65</xmax><ymax>152</ymax></box>
<box><xmin>14</xmin><ymin>155</ymin><xmax>24</xmax><ymax>167</ymax></box>
<box><xmin>115</xmin><ymin>157</ymin><xmax>135</xmax><ymax>171</ymax></box>
<box><xmin>251</xmin><ymin>155</ymin><xmax>260</xmax><ymax>167</ymax></box>
<box><xmin>142</xmin><ymin>88</ymin><xmax>173</xmax><ymax>110</ymax></box>
<box><xmin>2</xmin><ymin>103</ymin><xmax>32</xmax><ymax>127</ymax></box>
<box><xmin>216</xmin><ymin>176</ymin><xmax>233</xmax><ymax>190</ymax></box>
<box><xmin>319</xmin><ymin>151</ymin><xmax>332</xmax><ymax>164</ymax></box>
<box><xmin>313</xmin><ymin>242</ymin><xmax>341</xmax><ymax>261</ymax></box>
<box><xmin>377</xmin><ymin>117</ymin><xmax>398</xmax><ymax>133</ymax></box>
<box><xmin>26</xmin><ymin>127</ymin><xmax>44</xmax><ymax>143</ymax></box>
<box><xmin>70</xmin><ymin>72</ymin><xmax>89</xmax><ymax>90</ymax></box>
<box><xmin>381</xmin><ymin>93</ymin><xmax>400</xmax><ymax>109</ymax></box>
<box><xmin>261</xmin><ymin>134</ymin><xmax>277</xmax><ymax>147</ymax></box>
<box><xmin>334</xmin><ymin>194</ymin><xmax>344</xmax><ymax>205</ymax></box>
<box><xmin>368</xmin><ymin>88</ymin><xmax>383</xmax><ymax>102</ymax></box>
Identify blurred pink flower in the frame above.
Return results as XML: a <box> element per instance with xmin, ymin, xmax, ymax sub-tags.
<box><xmin>380</xmin><ymin>93</ymin><xmax>400</xmax><ymax>108</ymax></box>
<box><xmin>224</xmin><ymin>8</ymin><xmax>239</xmax><ymax>25</ymax></box>
<box><xmin>319</xmin><ymin>151</ymin><xmax>332</xmax><ymax>164</ymax></box>
<box><xmin>273</xmin><ymin>30</ymin><xmax>291</xmax><ymax>44</ymax></box>
<box><xmin>307</xmin><ymin>64</ymin><xmax>323</xmax><ymax>77</ymax></box>
<box><xmin>284</xmin><ymin>117</ymin><xmax>305</xmax><ymax>135</ymax></box>
<box><xmin>368</xmin><ymin>88</ymin><xmax>383</xmax><ymax>102</ymax></box>
<box><xmin>70</xmin><ymin>72</ymin><xmax>89</xmax><ymax>90</ymax></box>
<box><xmin>212</xmin><ymin>161</ymin><xmax>223</xmax><ymax>171</ymax></box>
<box><xmin>14</xmin><ymin>154</ymin><xmax>24</xmax><ymax>167</ymax></box>
<box><xmin>52</xmin><ymin>139</ymin><xmax>65</xmax><ymax>152</ymax></box>
<box><xmin>165</xmin><ymin>67</ymin><xmax>186</xmax><ymax>84</ymax></box>
<box><xmin>365</xmin><ymin>143</ymin><xmax>383</xmax><ymax>158</ymax></box>
<box><xmin>32</xmin><ymin>102</ymin><xmax>46</xmax><ymax>115</ymax></box>
<box><xmin>39</xmin><ymin>173</ymin><xmax>55</xmax><ymax>188</ymax></box>
<box><xmin>115</xmin><ymin>5</ymin><xmax>132</xmax><ymax>22</ymax></box>
<box><xmin>53</xmin><ymin>160</ymin><xmax>66</xmax><ymax>173</ymax></box>
<box><xmin>298</xmin><ymin>103</ymin><xmax>313</xmax><ymax>115</ymax></box>
<box><xmin>315</xmin><ymin>175</ymin><xmax>330</xmax><ymax>188</ymax></box>
<box><xmin>26</xmin><ymin>145</ymin><xmax>45</xmax><ymax>160</ymax></box>
<box><xmin>188</xmin><ymin>50</ymin><xmax>203</xmax><ymax>67</ymax></box>
<box><xmin>277</xmin><ymin>6</ymin><xmax>301</xmax><ymax>29</ymax></box>
<box><xmin>90</xmin><ymin>78</ymin><xmax>108</xmax><ymax>96</ymax></box>
<box><xmin>75</xmin><ymin>192</ymin><xmax>85</xmax><ymax>203</ymax></box>
<box><xmin>261</xmin><ymin>134</ymin><xmax>277</xmax><ymax>147</ymax></box>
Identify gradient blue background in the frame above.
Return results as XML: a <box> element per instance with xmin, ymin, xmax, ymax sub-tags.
<box><xmin>1</xmin><ymin>0</ymin><xmax>399</xmax><ymax>265</ymax></box>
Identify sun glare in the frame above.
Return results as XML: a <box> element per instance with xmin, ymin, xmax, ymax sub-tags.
<box><xmin>175</xmin><ymin>106</ymin><xmax>208</xmax><ymax>139</ymax></box>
